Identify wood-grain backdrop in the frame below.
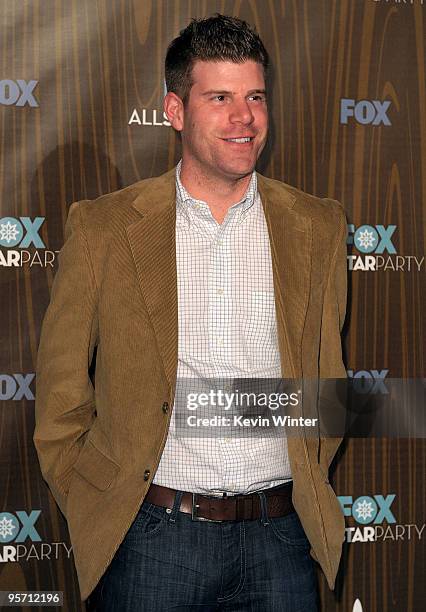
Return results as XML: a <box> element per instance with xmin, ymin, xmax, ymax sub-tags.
<box><xmin>0</xmin><ymin>1</ymin><xmax>424</xmax><ymax>610</ymax></box>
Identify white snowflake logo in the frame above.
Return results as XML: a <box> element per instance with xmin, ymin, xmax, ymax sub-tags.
<box><xmin>0</xmin><ymin>515</ymin><xmax>17</xmax><ymax>540</ymax></box>
<box><xmin>354</xmin><ymin>499</ymin><xmax>375</xmax><ymax>522</ymax></box>
<box><xmin>0</xmin><ymin>220</ymin><xmax>20</xmax><ymax>244</ymax></box>
<box><xmin>356</xmin><ymin>228</ymin><xmax>376</xmax><ymax>250</ymax></box>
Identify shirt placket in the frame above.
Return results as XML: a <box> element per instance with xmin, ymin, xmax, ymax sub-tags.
<box><xmin>206</xmin><ymin>210</ymin><xmax>238</xmax><ymax>491</ymax></box>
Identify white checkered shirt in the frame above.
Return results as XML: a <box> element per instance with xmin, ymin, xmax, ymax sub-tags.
<box><xmin>153</xmin><ymin>161</ymin><xmax>292</xmax><ymax>496</ymax></box>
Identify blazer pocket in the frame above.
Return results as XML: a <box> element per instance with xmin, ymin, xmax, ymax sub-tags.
<box><xmin>72</xmin><ymin>439</ymin><xmax>121</xmax><ymax>491</ymax></box>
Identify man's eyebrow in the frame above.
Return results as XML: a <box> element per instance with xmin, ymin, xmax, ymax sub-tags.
<box><xmin>201</xmin><ymin>89</ymin><xmax>267</xmax><ymax>96</ymax></box>
<box><xmin>201</xmin><ymin>90</ymin><xmax>232</xmax><ymax>96</ymax></box>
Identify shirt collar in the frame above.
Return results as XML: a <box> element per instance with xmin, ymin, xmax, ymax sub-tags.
<box><xmin>175</xmin><ymin>159</ymin><xmax>258</xmax><ymax>218</ymax></box>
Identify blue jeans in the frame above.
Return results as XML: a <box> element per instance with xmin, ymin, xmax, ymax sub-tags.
<box><xmin>86</xmin><ymin>488</ymin><xmax>318</xmax><ymax>611</ymax></box>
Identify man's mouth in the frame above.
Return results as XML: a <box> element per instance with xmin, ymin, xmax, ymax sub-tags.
<box><xmin>222</xmin><ymin>137</ymin><xmax>254</xmax><ymax>143</ymax></box>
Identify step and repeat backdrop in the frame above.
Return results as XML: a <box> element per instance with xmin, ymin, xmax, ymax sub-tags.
<box><xmin>0</xmin><ymin>1</ymin><xmax>424</xmax><ymax>610</ymax></box>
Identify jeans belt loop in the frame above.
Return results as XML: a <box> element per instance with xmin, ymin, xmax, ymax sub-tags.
<box><xmin>257</xmin><ymin>491</ymin><xmax>270</xmax><ymax>526</ymax></box>
<box><xmin>168</xmin><ymin>490</ymin><xmax>184</xmax><ymax>523</ymax></box>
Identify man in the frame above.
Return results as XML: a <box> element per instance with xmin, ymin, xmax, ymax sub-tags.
<box><xmin>34</xmin><ymin>14</ymin><xmax>347</xmax><ymax>611</ymax></box>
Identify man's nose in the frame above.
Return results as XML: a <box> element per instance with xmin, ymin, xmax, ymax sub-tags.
<box><xmin>229</xmin><ymin>99</ymin><xmax>254</xmax><ymax>125</ymax></box>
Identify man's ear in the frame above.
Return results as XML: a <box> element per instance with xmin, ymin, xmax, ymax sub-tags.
<box><xmin>164</xmin><ymin>92</ymin><xmax>184</xmax><ymax>132</ymax></box>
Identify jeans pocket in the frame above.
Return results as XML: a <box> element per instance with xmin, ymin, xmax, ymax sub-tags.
<box><xmin>269</xmin><ymin>511</ymin><xmax>311</xmax><ymax>549</ymax></box>
<box><xmin>124</xmin><ymin>503</ymin><xmax>169</xmax><ymax>546</ymax></box>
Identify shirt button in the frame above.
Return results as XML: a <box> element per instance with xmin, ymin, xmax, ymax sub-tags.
<box><xmin>216</xmin><ymin>288</ymin><xmax>224</xmax><ymax>295</ymax></box>
<box><xmin>217</xmin><ymin>338</ymin><xmax>224</xmax><ymax>346</ymax></box>
<box><xmin>217</xmin><ymin>239</ymin><xmax>223</xmax><ymax>246</ymax></box>
<box><xmin>162</xmin><ymin>402</ymin><xmax>169</xmax><ymax>413</ymax></box>
<box><xmin>143</xmin><ymin>470</ymin><xmax>150</xmax><ymax>481</ymax></box>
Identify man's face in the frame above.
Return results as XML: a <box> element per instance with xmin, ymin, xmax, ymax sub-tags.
<box><xmin>168</xmin><ymin>60</ymin><xmax>268</xmax><ymax>181</ymax></box>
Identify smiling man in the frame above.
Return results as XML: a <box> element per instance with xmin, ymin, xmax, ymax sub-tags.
<box><xmin>165</xmin><ymin>57</ymin><xmax>268</xmax><ymax>222</ymax></box>
<box><xmin>34</xmin><ymin>14</ymin><xmax>348</xmax><ymax>612</ymax></box>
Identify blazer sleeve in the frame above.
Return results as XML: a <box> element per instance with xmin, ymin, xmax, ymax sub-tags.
<box><xmin>318</xmin><ymin>199</ymin><xmax>348</xmax><ymax>472</ymax></box>
<box><xmin>33</xmin><ymin>201</ymin><xmax>98</xmax><ymax>517</ymax></box>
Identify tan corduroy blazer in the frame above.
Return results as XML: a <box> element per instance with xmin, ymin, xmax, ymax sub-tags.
<box><xmin>34</xmin><ymin>168</ymin><xmax>348</xmax><ymax>601</ymax></box>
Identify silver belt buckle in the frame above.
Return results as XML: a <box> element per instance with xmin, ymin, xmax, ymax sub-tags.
<box><xmin>191</xmin><ymin>493</ymin><xmax>223</xmax><ymax>522</ymax></box>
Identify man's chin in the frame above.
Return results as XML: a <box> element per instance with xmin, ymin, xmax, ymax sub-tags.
<box><xmin>217</xmin><ymin>162</ymin><xmax>257</xmax><ymax>181</ymax></box>
<box><xmin>217</xmin><ymin>146</ymin><xmax>265</xmax><ymax>180</ymax></box>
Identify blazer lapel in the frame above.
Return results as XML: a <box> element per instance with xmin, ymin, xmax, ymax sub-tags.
<box><xmin>258</xmin><ymin>175</ymin><xmax>312</xmax><ymax>380</ymax></box>
<box><xmin>126</xmin><ymin>169</ymin><xmax>178</xmax><ymax>389</ymax></box>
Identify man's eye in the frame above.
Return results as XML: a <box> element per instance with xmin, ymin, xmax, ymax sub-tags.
<box><xmin>249</xmin><ymin>95</ymin><xmax>266</xmax><ymax>102</ymax></box>
<box><xmin>214</xmin><ymin>95</ymin><xmax>226</xmax><ymax>102</ymax></box>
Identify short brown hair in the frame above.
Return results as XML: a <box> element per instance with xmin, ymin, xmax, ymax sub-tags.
<box><xmin>165</xmin><ymin>14</ymin><xmax>269</xmax><ymax>103</ymax></box>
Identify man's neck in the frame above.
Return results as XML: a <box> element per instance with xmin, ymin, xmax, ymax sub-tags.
<box><xmin>179</xmin><ymin>159</ymin><xmax>253</xmax><ymax>211</ymax></box>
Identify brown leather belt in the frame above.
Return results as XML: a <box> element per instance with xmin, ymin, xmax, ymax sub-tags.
<box><xmin>145</xmin><ymin>481</ymin><xmax>294</xmax><ymax>522</ymax></box>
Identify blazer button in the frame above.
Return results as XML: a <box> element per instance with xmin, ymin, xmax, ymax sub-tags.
<box><xmin>143</xmin><ymin>470</ymin><xmax>150</xmax><ymax>481</ymax></box>
<box><xmin>162</xmin><ymin>402</ymin><xmax>169</xmax><ymax>414</ymax></box>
